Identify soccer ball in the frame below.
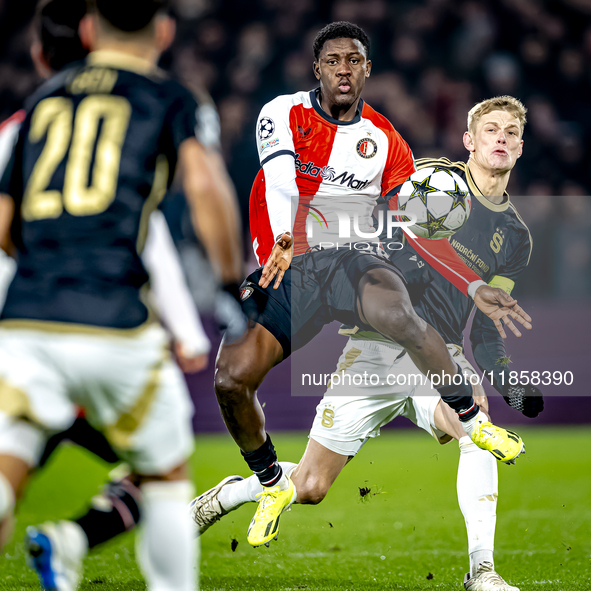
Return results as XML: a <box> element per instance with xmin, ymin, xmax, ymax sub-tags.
<box><xmin>397</xmin><ymin>167</ymin><xmax>471</xmax><ymax>239</ymax></box>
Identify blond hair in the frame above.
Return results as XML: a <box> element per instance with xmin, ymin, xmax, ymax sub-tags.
<box><xmin>468</xmin><ymin>96</ymin><xmax>527</xmax><ymax>136</ymax></box>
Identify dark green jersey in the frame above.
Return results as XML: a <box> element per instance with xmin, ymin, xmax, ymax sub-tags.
<box><xmin>0</xmin><ymin>51</ymin><xmax>200</xmax><ymax>330</ymax></box>
<box><xmin>391</xmin><ymin>157</ymin><xmax>532</xmax><ymax>346</ymax></box>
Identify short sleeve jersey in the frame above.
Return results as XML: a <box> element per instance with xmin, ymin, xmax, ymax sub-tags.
<box><xmin>0</xmin><ymin>51</ymin><xmax>200</xmax><ymax>330</ymax></box>
<box><xmin>249</xmin><ymin>89</ymin><xmax>415</xmax><ymax>264</ymax></box>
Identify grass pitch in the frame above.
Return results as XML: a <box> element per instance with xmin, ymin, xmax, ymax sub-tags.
<box><xmin>2</xmin><ymin>426</ymin><xmax>590</xmax><ymax>590</ymax></box>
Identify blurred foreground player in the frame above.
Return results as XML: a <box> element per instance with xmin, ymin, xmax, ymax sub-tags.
<box><xmin>212</xmin><ymin>21</ymin><xmax>531</xmax><ymax>549</ymax></box>
<box><xmin>195</xmin><ymin>96</ymin><xmax>543</xmax><ymax>591</ymax></box>
<box><xmin>0</xmin><ymin>1</ymin><xmax>242</xmax><ymax>590</ymax></box>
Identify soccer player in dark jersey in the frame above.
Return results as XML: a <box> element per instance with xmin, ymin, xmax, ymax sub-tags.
<box><xmin>207</xmin><ymin>21</ymin><xmax>532</xmax><ymax>549</ymax></box>
<box><xmin>0</xmin><ymin>0</ymin><xmax>240</xmax><ymax>582</ymax></box>
<box><xmin>0</xmin><ymin>0</ymin><xmax>242</xmax><ymax>589</ymax></box>
<box><xmin>194</xmin><ymin>96</ymin><xmax>542</xmax><ymax>591</ymax></box>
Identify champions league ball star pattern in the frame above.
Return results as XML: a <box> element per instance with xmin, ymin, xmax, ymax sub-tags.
<box><xmin>258</xmin><ymin>117</ymin><xmax>275</xmax><ymax>140</ymax></box>
<box><xmin>398</xmin><ymin>167</ymin><xmax>472</xmax><ymax>239</ymax></box>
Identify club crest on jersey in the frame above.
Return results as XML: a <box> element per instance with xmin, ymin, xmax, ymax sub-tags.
<box><xmin>258</xmin><ymin>117</ymin><xmax>275</xmax><ymax>140</ymax></box>
<box><xmin>356</xmin><ymin>138</ymin><xmax>377</xmax><ymax>159</ymax></box>
<box><xmin>240</xmin><ymin>285</ymin><xmax>255</xmax><ymax>301</ymax></box>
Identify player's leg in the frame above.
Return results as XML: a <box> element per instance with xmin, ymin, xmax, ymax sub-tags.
<box><xmin>189</xmin><ymin>460</ymin><xmax>297</xmax><ymax>536</ymax></box>
<box><xmin>215</xmin><ymin>321</ymin><xmax>283</xmax><ymax>454</ymax></box>
<box><xmin>35</xmin><ymin>417</ymin><xmax>143</xmax><ymax>555</ymax></box>
<box><xmin>433</xmin><ymin>398</ymin><xmax>518</xmax><ymax>590</ymax></box>
<box><xmin>101</xmin><ymin>332</ymin><xmax>197</xmax><ymax>591</ymax></box>
<box><xmin>192</xmin><ymin>439</ymin><xmax>347</xmax><ymax>514</ymax></box>
<box><xmin>289</xmin><ymin>438</ymin><xmax>349</xmax><ymax>504</ymax></box>
<box><xmin>192</xmin><ymin>336</ymin><xmax>406</xmax><ymax>536</ymax></box>
<box><xmin>24</xmin><ymin>327</ymin><xmax>197</xmax><ymax>591</ymax></box>
<box><xmin>131</xmin><ymin>462</ymin><xmax>196</xmax><ymax>591</ymax></box>
<box><xmin>0</xmin><ymin>448</ymin><xmax>32</xmax><ymax>548</ymax></box>
<box><xmin>357</xmin><ymin>267</ymin><xmax>524</xmax><ymax>463</ymax></box>
<box><xmin>408</xmin><ymin>350</ymin><xmax>518</xmax><ymax>591</ymax></box>
<box><xmin>215</xmin><ymin>321</ymin><xmax>299</xmax><ymax>546</ymax></box>
<box><xmin>357</xmin><ymin>267</ymin><xmax>477</xmax><ymax>414</ymax></box>
<box><xmin>193</xmin><ymin>438</ymin><xmax>347</xmax><ymax>522</ymax></box>
<box><xmin>214</xmin><ymin>267</ymin><xmax>307</xmax><ymax>546</ymax></box>
<box><xmin>0</xmin><ymin>329</ymin><xmax>74</xmax><ymax>553</ymax></box>
<box><xmin>70</xmin><ymin>470</ymin><xmax>142</xmax><ymax>551</ymax></box>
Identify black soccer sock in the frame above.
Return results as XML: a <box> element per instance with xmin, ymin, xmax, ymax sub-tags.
<box><xmin>437</xmin><ymin>364</ymin><xmax>479</xmax><ymax>422</ymax></box>
<box><xmin>75</xmin><ymin>478</ymin><xmax>141</xmax><ymax>549</ymax></box>
<box><xmin>241</xmin><ymin>433</ymin><xmax>283</xmax><ymax>487</ymax></box>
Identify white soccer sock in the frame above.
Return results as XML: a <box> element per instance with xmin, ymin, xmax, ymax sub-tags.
<box><xmin>219</xmin><ymin>461</ymin><xmax>298</xmax><ymax>511</ymax></box>
<box><xmin>460</xmin><ymin>410</ymin><xmax>487</xmax><ymax>438</ymax></box>
<box><xmin>457</xmin><ymin>436</ymin><xmax>498</xmax><ymax>577</ymax></box>
<box><xmin>137</xmin><ymin>480</ymin><xmax>197</xmax><ymax>591</ymax></box>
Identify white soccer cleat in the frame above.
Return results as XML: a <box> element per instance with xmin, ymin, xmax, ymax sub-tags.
<box><xmin>464</xmin><ymin>562</ymin><xmax>520</xmax><ymax>591</ymax></box>
<box><xmin>25</xmin><ymin>521</ymin><xmax>88</xmax><ymax>591</ymax></box>
<box><xmin>189</xmin><ymin>475</ymin><xmax>244</xmax><ymax>536</ymax></box>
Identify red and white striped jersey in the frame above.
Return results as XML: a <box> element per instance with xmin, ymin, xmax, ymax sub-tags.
<box><xmin>249</xmin><ymin>89</ymin><xmax>483</xmax><ymax>296</ymax></box>
<box><xmin>250</xmin><ymin>89</ymin><xmax>414</xmax><ymax>262</ymax></box>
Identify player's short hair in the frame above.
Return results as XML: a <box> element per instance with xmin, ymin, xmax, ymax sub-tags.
<box><xmin>468</xmin><ymin>96</ymin><xmax>527</xmax><ymax>136</ymax></box>
<box><xmin>313</xmin><ymin>21</ymin><xmax>370</xmax><ymax>61</ymax></box>
<box><xmin>94</xmin><ymin>0</ymin><xmax>168</xmax><ymax>33</ymax></box>
<box><xmin>35</xmin><ymin>0</ymin><xmax>88</xmax><ymax>71</ymax></box>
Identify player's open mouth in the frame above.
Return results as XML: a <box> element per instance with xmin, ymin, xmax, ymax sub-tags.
<box><xmin>492</xmin><ymin>149</ymin><xmax>508</xmax><ymax>156</ymax></box>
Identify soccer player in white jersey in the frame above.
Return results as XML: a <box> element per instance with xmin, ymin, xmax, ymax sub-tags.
<box><xmin>208</xmin><ymin>21</ymin><xmax>532</xmax><ymax>549</ymax></box>
<box><xmin>193</xmin><ymin>96</ymin><xmax>544</xmax><ymax>591</ymax></box>
<box><xmin>0</xmin><ymin>1</ymin><xmax>243</xmax><ymax>590</ymax></box>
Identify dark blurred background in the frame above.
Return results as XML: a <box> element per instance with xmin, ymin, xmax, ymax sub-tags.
<box><xmin>1</xmin><ymin>0</ymin><xmax>589</xmax><ymax>429</ymax></box>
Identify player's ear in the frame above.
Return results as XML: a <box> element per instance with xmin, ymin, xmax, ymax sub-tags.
<box><xmin>78</xmin><ymin>14</ymin><xmax>96</xmax><ymax>51</ymax></box>
<box><xmin>517</xmin><ymin>139</ymin><xmax>523</xmax><ymax>158</ymax></box>
<box><xmin>313</xmin><ymin>61</ymin><xmax>321</xmax><ymax>80</ymax></box>
<box><xmin>463</xmin><ymin>131</ymin><xmax>475</xmax><ymax>153</ymax></box>
<box><xmin>365</xmin><ymin>59</ymin><xmax>372</xmax><ymax>78</ymax></box>
<box><xmin>155</xmin><ymin>15</ymin><xmax>176</xmax><ymax>53</ymax></box>
<box><xmin>30</xmin><ymin>41</ymin><xmax>52</xmax><ymax>79</ymax></box>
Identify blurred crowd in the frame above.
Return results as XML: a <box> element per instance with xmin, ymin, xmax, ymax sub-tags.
<box><xmin>0</xmin><ymin>0</ymin><xmax>590</xmax><ymax>297</ymax></box>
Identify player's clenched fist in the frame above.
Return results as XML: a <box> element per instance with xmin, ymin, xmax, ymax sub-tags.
<box><xmin>259</xmin><ymin>232</ymin><xmax>293</xmax><ymax>289</ymax></box>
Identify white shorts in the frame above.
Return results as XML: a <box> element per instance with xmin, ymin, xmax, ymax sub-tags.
<box><xmin>309</xmin><ymin>336</ymin><xmax>478</xmax><ymax>456</ymax></box>
<box><xmin>0</xmin><ymin>322</ymin><xmax>194</xmax><ymax>474</ymax></box>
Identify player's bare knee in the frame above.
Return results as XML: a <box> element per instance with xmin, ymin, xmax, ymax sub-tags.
<box><xmin>214</xmin><ymin>361</ymin><xmax>253</xmax><ymax>403</ymax></box>
<box><xmin>295</xmin><ymin>475</ymin><xmax>330</xmax><ymax>505</ymax></box>
<box><xmin>378</xmin><ymin>304</ymin><xmax>422</xmax><ymax>346</ymax></box>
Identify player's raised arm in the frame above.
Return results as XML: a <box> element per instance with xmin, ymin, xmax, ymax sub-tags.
<box><xmin>179</xmin><ymin>137</ymin><xmax>243</xmax><ymax>285</ymax></box>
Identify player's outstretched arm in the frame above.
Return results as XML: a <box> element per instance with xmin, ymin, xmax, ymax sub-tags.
<box><xmin>402</xmin><ymin>234</ymin><xmax>531</xmax><ymax>338</ymax></box>
<box><xmin>259</xmin><ymin>232</ymin><xmax>293</xmax><ymax>289</ymax></box>
<box><xmin>473</xmin><ymin>285</ymin><xmax>532</xmax><ymax>339</ymax></box>
<box><xmin>179</xmin><ymin>138</ymin><xmax>243</xmax><ymax>285</ymax></box>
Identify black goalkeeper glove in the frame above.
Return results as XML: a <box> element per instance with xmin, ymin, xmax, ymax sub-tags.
<box><xmin>503</xmin><ymin>383</ymin><xmax>544</xmax><ymax>418</ymax></box>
